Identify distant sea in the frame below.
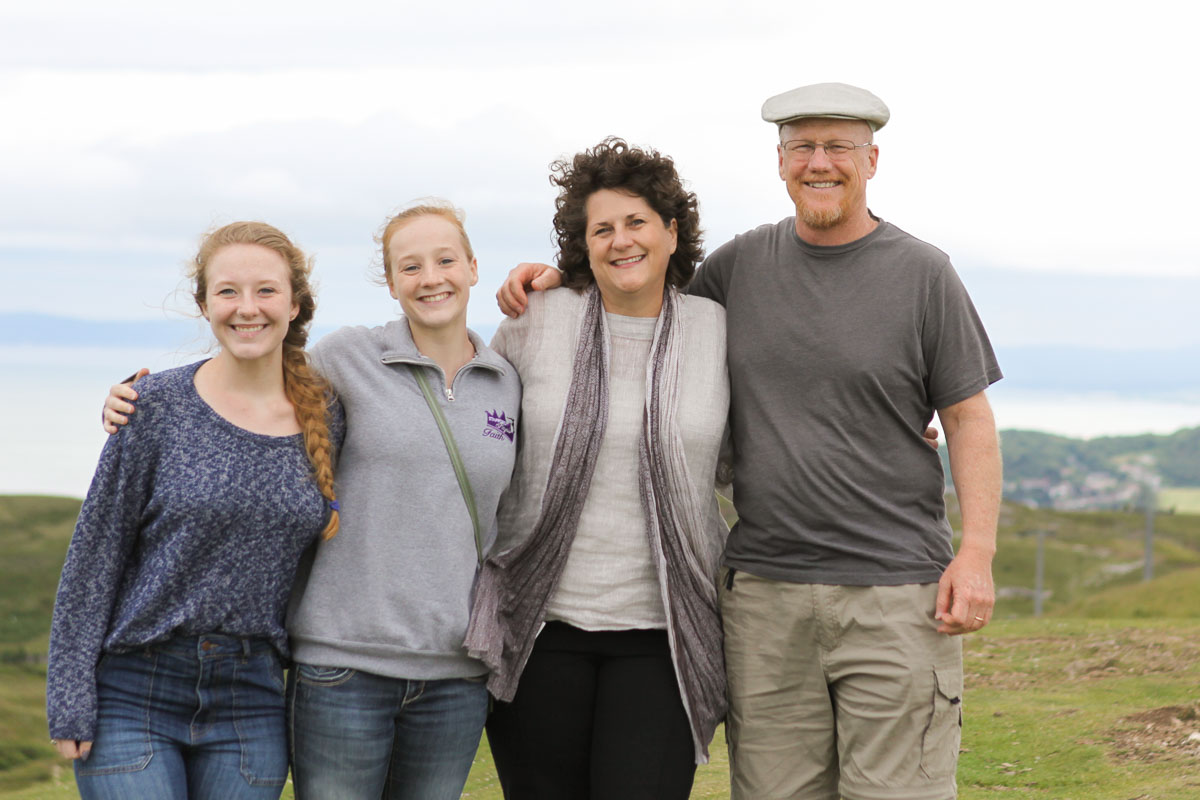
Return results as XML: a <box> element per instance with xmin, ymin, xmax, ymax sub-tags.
<box><xmin>3</xmin><ymin>342</ymin><xmax>1199</xmax><ymax>499</ymax></box>
<box><xmin>7</xmin><ymin>343</ymin><xmax>1200</xmax><ymax>501</ymax></box>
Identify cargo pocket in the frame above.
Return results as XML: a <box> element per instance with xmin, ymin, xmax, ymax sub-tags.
<box><xmin>919</xmin><ymin>665</ymin><xmax>963</xmax><ymax>780</ymax></box>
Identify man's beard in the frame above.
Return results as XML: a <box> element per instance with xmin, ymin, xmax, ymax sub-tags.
<box><xmin>797</xmin><ymin>202</ymin><xmax>845</xmax><ymax>230</ymax></box>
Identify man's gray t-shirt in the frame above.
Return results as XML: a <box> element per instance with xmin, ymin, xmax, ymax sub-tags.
<box><xmin>690</xmin><ymin>217</ymin><xmax>1002</xmax><ymax>586</ymax></box>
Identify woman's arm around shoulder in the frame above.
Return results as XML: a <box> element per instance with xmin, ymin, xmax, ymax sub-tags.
<box><xmin>490</xmin><ymin>285</ymin><xmax>568</xmax><ymax>369</ymax></box>
<box><xmin>680</xmin><ymin>293</ymin><xmax>728</xmax><ymax>356</ymax></box>
<box><xmin>307</xmin><ymin>324</ymin><xmax>383</xmax><ymax>390</ymax></box>
<box><xmin>325</xmin><ymin>394</ymin><xmax>347</xmax><ymax>459</ymax></box>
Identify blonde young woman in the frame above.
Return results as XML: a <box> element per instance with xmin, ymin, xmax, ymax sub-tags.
<box><xmin>102</xmin><ymin>203</ymin><xmax>521</xmax><ymax>800</ymax></box>
<box><xmin>49</xmin><ymin>222</ymin><xmax>342</xmax><ymax>800</ymax></box>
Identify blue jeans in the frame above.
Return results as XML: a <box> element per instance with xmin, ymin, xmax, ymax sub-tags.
<box><xmin>288</xmin><ymin>664</ymin><xmax>488</xmax><ymax>800</ymax></box>
<box><xmin>74</xmin><ymin>635</ymin><xmax>288</xmax><ymax>800</ymax></box>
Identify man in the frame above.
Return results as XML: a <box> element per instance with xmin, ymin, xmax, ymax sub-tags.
<box><xmin>498</xmin><ymin>82</ymin><xmax>1001</xmax><ymax>800</ymax></box>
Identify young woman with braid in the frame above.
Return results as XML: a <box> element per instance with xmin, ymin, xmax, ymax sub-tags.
<box><xmin>98</xmin><ymin>202</ymin><xmax>522</xmax><ymax>800</ymax></box>
<box><xmin>48</xmin><ymin>221</ymin><xmax>343</xmax><ymax>799</ymax></box>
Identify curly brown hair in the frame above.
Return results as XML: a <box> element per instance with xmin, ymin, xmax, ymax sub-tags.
<box><xmin>550</xmin><ymin>138</ymin><xmax>703</xmax><ymax>290</ymax></box>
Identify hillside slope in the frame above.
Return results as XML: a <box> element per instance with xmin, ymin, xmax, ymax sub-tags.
<box><xmin>0</xmin><ymin>496</ymin><xmax>79</xmax><ymax>653</ymax></box>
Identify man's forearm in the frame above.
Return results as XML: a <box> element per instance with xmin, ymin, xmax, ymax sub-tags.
<box><xmin>940</xmin><ymin>393</ymin><xmax>1002</xmax><ymax>555</ymax></box>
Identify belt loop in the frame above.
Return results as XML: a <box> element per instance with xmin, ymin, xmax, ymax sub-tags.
<box><xmin>242</xmin><ymin>639</ymin><xmax>252</xmax><ymax>658</ymax></box>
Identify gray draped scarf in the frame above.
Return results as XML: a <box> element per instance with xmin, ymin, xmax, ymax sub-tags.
<box><xmin>464</xmin><ymin>284</ymin><xmax>726</xmax><ymax>762</ymax></box>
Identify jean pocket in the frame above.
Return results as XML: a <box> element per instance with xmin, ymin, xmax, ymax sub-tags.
<box><xmin>296</xmin><ymin>663</ymin><xmax>357</xmax><ymax>687</ymax></box>
<box><xmin>233</xmin><ymin>655</ymin><xmax>289</xmax><ymax>787</ymax></box>
<box><xmin>919</xmin><ymin>664</ymin><xmax>963</xmax><ymax>780</ymax></box>
<box><xmin>75</xmin><ymin>731</ymin><xmax>154</xmax><ymax>776</ymax></box>
<box><xmin>77</xmin><ymin>655</ymin><xmax>154</xmax><ymax>776</ymax></box>
<box><xmin>264</xmin><ymin>654</ymin><xmax>286</xmax><ymax>696</ymax></box>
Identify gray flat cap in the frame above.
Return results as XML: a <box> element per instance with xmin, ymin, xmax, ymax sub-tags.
<box><xmin>761</xmin><ymin>82</ymin><xmax>890</xmax><ymax>131</ymax></box>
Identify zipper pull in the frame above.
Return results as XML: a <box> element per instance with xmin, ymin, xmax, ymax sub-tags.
<box><xmin>445</xmin><ymin>385</ymin><xmax>455</xmax><ymax>402</ymax></box>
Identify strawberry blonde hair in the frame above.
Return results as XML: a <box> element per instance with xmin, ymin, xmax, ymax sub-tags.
<box><xmin>191</xmin><ymin>221</ymin><xmax>340</xmax><ymax>539</ymax></box>
<box><xmin>375</xmin><ymin>199</ymin><xmax>475</xmax><ymax>286</ymax></box>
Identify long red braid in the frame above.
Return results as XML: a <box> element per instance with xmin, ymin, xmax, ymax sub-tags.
<box><xmin>193</xmin><ymin>221</ymin><xmax>339</xmax><ymax>538</ymax></box>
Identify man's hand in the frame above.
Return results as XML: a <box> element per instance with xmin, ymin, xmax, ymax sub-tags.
<box><xmin>102</xmin><ymin>368</ymin><xmax>149</xmax><ymax>434</ymax></box>
<box><xmin>53</xmin><ymin>739</ymin><xmax>92</xmax><ymax>760</ymax></box>
<box><xmin>935</xmin><ymin>390</ymin><xmax>1001</xmax><ymax>634</ymax></box>
<box><xmin>497</xmin><ymin>262</ymin><xmax>562</xmax><ymax>317</ymax></box>
<box><xmin>934</xmin><ymin>544</ymin><xmax>995</xmax><ymax>634</ymax></box>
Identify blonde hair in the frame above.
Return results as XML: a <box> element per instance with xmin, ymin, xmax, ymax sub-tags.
<box><xmin>375</xmin><ymin>199</ymin><xmax>475</xmax><ymax>286</ymax></box>
<box><xmin>192</xmin><ymin>221</ymin><xmax>340</xmax><ymax>539</ymax></box>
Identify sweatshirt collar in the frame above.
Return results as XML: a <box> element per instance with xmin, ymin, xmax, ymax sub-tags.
<box><xmin>378</xmin><ymin>318</ymin><xmax>508</xmax><ymax>376</ymax></box>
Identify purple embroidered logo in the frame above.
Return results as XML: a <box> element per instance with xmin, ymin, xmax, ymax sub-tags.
<box><xmin>483</xmin><ymin>410</ymin><xmax>515</xmax><ymax>443</ymax></box>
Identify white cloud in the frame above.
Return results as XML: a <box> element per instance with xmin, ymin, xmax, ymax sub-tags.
<box><xmin>1</xmin><ymin>0</ymin><xmax>1197</xmax><ymax>336</ymax></box>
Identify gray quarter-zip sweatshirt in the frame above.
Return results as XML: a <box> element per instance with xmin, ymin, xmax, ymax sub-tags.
<box><xmin>288</xmin><ymin>319</ymin><xmax>521</xmax><ymax>679</ymax></box>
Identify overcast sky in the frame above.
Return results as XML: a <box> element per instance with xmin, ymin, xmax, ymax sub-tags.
<box><xmin>3</xmin><ymin>1</ymin><xmax>1199</xmax><ymax>496</ymax></box>
<box><xmin>2</xmin><ymin>0</ymin><xmax>1197</xmax><ymax>344</ymax></box>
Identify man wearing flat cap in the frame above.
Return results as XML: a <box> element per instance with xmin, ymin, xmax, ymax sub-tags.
<box><xmin>496</xmin><ymin>81</ymin><xmax>1001</xmax><ymax>800</ymax></box>
<box><xmin>690</xmin><ymin>82</ymin><xmax>1002</xmax><ymax>800</ymax></box>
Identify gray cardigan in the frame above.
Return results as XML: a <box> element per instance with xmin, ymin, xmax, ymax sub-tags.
<box><xmin>490</xmin><ymin>288</ymin><xmax>730</xmax><ymax>761</ymax></box>
<box><xmin>287</xmin><ymin>319</ymin><xmax>521</xmax><ymax>680</ymax></box>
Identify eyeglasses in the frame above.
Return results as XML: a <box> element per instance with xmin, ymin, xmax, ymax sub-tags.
<box><xmin>781</xmin><ymin>140</ymin><xmax>873</xmax><ymax>161</ymax></box>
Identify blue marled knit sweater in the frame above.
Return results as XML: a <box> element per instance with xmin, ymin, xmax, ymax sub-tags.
<box><xmin>46</xmin><ymin>360</ymin><xmax>344</xmax><ymax>741</ymax></box>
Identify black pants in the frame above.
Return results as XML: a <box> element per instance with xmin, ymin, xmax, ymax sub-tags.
<box><xmin>486</xmin><ymin>622</ymin><xmax>697</xmax><ymax>800</ymax></box>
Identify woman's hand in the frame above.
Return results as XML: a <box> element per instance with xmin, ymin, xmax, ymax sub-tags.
<box><xmin>102</xmin><ymin>368</ymin><xmax>150</xmax><ymax>433</ymax></box>
<box><xmin>924</xmin><ymin>426</ymin><xmax>939</xmax><ymax>450</ymax></box>
<box><xmin>53</xmin><ymin>738</ymin><xmax>92</xmax><ymax>760</ymax></box>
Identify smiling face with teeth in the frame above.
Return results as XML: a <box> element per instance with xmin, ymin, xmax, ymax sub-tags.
<box><xmin>201</xmin><ymin>243</ymin><xmax>299</xmax><ymax>367</ymax></box>
<box><xmin>777</xmin><ymin>117</ymin><xmax>879</xmax><ymax>245</ymax></box>
<box><xmin>584</xmin><ymin>189</ymin><xmax>678</xmax><ymax>317</ymax></box>
<box><xmin>386</xmin><ymin>214</ymin><xmax>479</xmax><ymax>338</ymax></box>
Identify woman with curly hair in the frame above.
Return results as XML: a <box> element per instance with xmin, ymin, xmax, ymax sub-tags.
<box><xmin>49</xmin><ymin>221</ymin><xmax>342</xmax><ymax>799</ymax></box>
<box><xmin>465</xmin><ymin>137</ymin><xmax>731</xmax><ymax>799</ymax></box>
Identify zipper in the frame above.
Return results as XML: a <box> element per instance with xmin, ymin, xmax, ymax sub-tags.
<box><xmin>381</xmin><ymin>351</ymin><xmax>496</xmax><ymax>402</ymax></box>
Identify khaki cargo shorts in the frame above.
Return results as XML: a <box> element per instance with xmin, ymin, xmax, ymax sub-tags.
<box><xmin>720</xmin><ymin>570</ymin><xmax>963</xmax><ymax>800</ymax></box>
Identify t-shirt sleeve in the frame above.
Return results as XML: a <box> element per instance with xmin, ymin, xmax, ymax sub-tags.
<box><xmin>46</xmin><ymin>392</ymin><xmax>160</xmax><ymax>741</ymax></box>
<box><xmin>922</xmin><ymin>263</ymin><xmax>1003</xmax><ymax>409</ymax></box>
<box><xmin>687</xmin><ymin>239</ymin><xmax>736</xmax><ymax>306</ymax></box>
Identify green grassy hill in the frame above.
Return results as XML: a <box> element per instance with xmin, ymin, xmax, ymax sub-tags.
<box><xmin>940</xmin><ymin>427</ymin><xmax>1200</xmax><ymax>511</ymax></box>
<box><xmin>0</xmin><ymin>496</ymin><xmax>78</xmax><ymax>655</ymax></box>
<box><xmin>954</xmin><ymin>497</ymin><xmax>1200</xmax><ymax>616</ymax></box>
<box><xmin>994</xmin><ymin>426</ymin><xmax>1200</xmax><ymax>488</ymax></box>
<box><xmin>1056</xmin><ymin>566</ymin><xmax>1200</xmax><ymax>618</ymax></box>
<box><xmin>4</xmin><ymin>495</ymin><xmax>1200</xmax><ymax>798</ymax></box>
<box><xmin>0</xmin><ymin>496</ymin><xmax>80</xmax><ymax>794</ymax></box>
